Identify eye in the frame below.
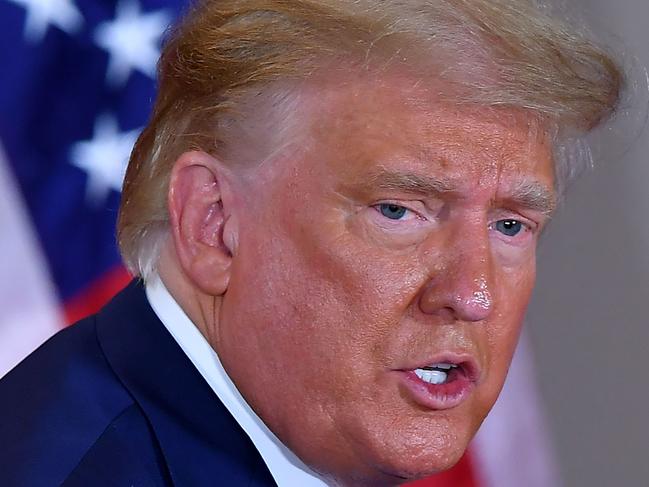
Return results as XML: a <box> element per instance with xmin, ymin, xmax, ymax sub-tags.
<box><xmin>494</xmin><ymin>219</ymin><xmax>524</xmax><ymax>237</ymax></box>
<box><xmin>377</xmin><ymin>203</ymin><xmax>408</xmax><ymax>220</ymax></box>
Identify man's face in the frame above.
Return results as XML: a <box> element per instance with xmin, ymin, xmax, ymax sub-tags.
<box><xmin>215</xmin><ymin>75</ymin><xmax>555</xmax><ymax>485</ymax></box>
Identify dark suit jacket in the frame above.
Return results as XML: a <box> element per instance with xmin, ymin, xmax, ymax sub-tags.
<box><xmin>0</xmin><ymin>281</ymin><xmax>276</xmax><ymax>487</ymax></box>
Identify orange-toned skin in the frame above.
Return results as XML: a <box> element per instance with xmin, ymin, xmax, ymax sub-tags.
<box><xmin>161</xmin><ymin>73</ymin><xmax>555</xmax><ymax>487</ymax></box>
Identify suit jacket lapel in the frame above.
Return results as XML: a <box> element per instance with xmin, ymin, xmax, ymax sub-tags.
<box><xmin>95</xmin><ymin>281</ymin><xmax>276</xmax><ymax>486</ymax></box>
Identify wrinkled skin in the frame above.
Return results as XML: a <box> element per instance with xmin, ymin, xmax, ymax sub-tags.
<box><xmin>207</xmin><ymin>75</ymin><xmax>555</xmax><ymax>486</ymax></box>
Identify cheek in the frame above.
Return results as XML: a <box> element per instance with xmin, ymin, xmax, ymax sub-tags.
<box><xmin>224</xmin><ymin>208</ymin><xmax>427</xmax><ymax>401</ymax></box>
<box><xmin>220</xmin><ymin>229</ymin><xmax>428</xmax><ymax>451</ymax></box>
<box><xmin>496</xmin><ymin>255</ymin><xmax>536</xmax><ymax>319</ymax></box>
<box><xmin>267</xmin><ymin>203</ymin><xmax>424</xmax><ymax>337</ymax></box>
<box><xmin>484</xmin><ymin>265</ymin><xmax>536</xmax><ymax>379</ymax></box>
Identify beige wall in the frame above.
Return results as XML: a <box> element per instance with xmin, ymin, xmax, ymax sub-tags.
<box><xmin>528</xmin><ymin>1</ymin><xmax>649</xmax><ymax>485</ymax></box>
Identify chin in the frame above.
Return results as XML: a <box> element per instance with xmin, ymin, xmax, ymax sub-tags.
<box><xmin>380</xmin><ymin>441</ymin><xmax>468</xmax><ymax>483</ymax></box>
<box><xmin>339</xmin><ymin>413</ymin><xmax>476</xmax><ymax>487</ymax></box>
<box><xmin>330</xmin><ymin>450</ymin><xmax>467</xmax><ymax>487</ymax></box>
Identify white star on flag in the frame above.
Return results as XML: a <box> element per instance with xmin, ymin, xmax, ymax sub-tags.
<box><xmin>6</xmin><ymin>0</ymin><xmax>83</xmax><ymax>42</ymax></box>
<box><xmin>70</xmin><ymin>114</ymin><xmax>140</xmax><ymax>204</ymax></box>
<box><xmin>94</xmin><ymin>0</ymin><xmax>170</xmax><ymax>87</ymax></box>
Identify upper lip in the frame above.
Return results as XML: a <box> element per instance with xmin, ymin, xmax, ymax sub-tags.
<box><xmin>397</xmin><ymin>353</ymin><xmax>481</xmax><ymax>383</ymax></box>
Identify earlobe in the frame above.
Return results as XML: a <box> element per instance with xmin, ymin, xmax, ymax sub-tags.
<box><xmin>168</xmin><ymin>151</ymin><xmax>237</xmax><ymax>296</ymax></box>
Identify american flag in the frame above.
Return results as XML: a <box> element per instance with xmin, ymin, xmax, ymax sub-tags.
<box><xmin>0</xmin><ymin>0</ymin><xmax>561</xmax><ymax>485</ymax></box>
<box><xmin>0</xmin><ymin>0</ymin><xmax>181</xmax><ymax>362</ymax></box>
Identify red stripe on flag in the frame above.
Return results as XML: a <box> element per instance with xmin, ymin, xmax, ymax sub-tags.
<box><xmin>63</xmin><ymin>266</ymin><xmax>133</xmax><ymax>325</ymax></box>
<box><xmin>405</xmin><ymin>450</ymin><xmax>478</xmax><ymax>487</ymax></box>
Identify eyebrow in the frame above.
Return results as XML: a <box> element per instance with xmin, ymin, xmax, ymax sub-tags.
<box><xmin>365</xmin><ymin>169</ymin><xmax>456</xmax><ymax>195</ymax></box>
<box><xmin>362</xmin><ymin>169</ymin><xmax>557</xmax><ymax>215</ymax></box>
<box><xmin>507</xmin><ymin>180</ymin><xmax>557</xmax><ymax>216</ymax></box>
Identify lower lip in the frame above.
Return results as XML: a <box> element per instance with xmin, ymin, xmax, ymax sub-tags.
<box><xmin>397</xmin><ymin>370</ymin><xmax>475</xmax><ymax>410</ymax></box>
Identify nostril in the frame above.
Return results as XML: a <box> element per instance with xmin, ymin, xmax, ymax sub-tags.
<box><xmin>417</xmin><ymin>271</ymin><xmax>493</xmax><ymax>321</ymax></box>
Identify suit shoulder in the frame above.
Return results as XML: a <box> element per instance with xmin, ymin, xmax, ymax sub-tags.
<box><xmin>62</xmin><ymin>404</ymin><xmax>171</xmax><ymax>487</ymax></box>
<box><xmin>0</xmin><ymin>316</ymin><xmax>137</xmax><ymax>486</ymax></box>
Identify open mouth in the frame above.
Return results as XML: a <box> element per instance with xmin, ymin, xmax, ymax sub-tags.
<box><xmin>413</xmin><ymin>363</ymin><xmax>459</xmax><ymax>385</ymax></box>
<box><xmin>398</xmin><ymin>358</ymin><xmax>479</xmax><ymax>410</ymax></box>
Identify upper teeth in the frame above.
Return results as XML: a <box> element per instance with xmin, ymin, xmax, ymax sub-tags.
<box><xmin>414</xmin><ymin>363</ymin><xmax>457</xmax><ymax>385</ymax></box>
<box><xmin>425</xmin><ymin>363</ymin><xmax>456</xmax><ymax>371</ymax></box>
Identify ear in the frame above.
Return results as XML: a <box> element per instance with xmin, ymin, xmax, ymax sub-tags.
<box><xmin>168</xmin><ymin>151</ymin><xmax>238</xmax><ymax>296</ymax></box>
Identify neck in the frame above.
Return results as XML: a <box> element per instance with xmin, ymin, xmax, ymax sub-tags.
<box><xmin>155</xmin><ymin>241</ymin><xmax>223</xmax><ymax>349</ymax></box>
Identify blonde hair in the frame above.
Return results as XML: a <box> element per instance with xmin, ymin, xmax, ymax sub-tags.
<box><xmin>117</xmin><ymin>0</ymin><xmax>623</xmax><ymax>278</ymax></box>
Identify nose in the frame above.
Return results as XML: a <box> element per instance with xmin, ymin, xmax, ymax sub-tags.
<box><xmin>418</xmin><ymin>230</ymin><xmax>494</xmax><ymax>323</ymax></box>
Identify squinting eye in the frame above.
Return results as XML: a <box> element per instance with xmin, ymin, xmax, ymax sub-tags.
<box><xmin>378</xmin><ymin>203</ymin><xmax>408</xmax><ymax>220</ymax></box>
<box><xmin>495</xmin><ymin>219</ymin><xmax>524</xmax><ymax>237</ymax></box>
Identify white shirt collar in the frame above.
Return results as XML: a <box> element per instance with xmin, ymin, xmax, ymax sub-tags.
<box><xmin>145</xmin><ymin>277</ymin><xmax>329</xmax><ymax>487</ymax></box>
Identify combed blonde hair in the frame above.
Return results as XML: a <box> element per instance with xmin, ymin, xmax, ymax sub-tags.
<box><xmin>117</xmin><ymin>0</ymin><xmax>622</xmax><ymax>278</ymax></box>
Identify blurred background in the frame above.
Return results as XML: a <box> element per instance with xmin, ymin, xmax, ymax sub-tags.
<box><xmin>0</xmin><ymin>0</ymin><xmax>646</xmax><ymax>486</ymax></box>
<box><xmin>527</xmin><ymin>1</ymin><xmax>649</xmax><ymax>486</ymax></box>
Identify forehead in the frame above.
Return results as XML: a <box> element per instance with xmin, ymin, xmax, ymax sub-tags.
<box><xmin>290</xmin><ymin>73</ymin><xmax>555</xmax><ymax>196</ymax></box>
